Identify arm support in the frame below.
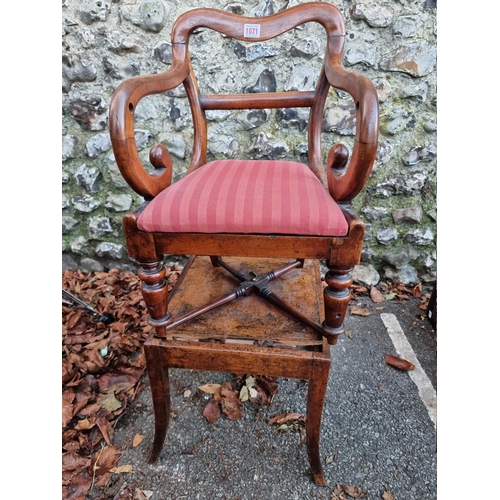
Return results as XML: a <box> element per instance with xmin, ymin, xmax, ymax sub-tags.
<box><xmin>324</xmin><ymin>37</ymin><xmax>379</xmax><ymax>202</ymax></box>
<box><xmin>109</xmin><ymin>56</ymin><xmax>189</xmax><ymax>199</ymax></box>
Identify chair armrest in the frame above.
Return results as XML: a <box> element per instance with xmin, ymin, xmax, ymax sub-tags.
<box><xmin>109</xmin><ymin>58</ymin><xmax>189</xmax><ymax>199</ymax></box>
<box><xmin>324</xmin><ymin>37</ymin><xmax>379</xmax><ymax>202</ymax></box>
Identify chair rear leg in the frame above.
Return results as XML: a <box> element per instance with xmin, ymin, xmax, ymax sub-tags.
<box><xmin>145</xmin><ymin>345</ymin><xmax>170</xmax><ymax>463</ymax></box>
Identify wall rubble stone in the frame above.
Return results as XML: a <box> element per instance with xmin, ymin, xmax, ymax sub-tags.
<box><xmin>62</xmin><ymin>0</ymin><xmax>437</xmax><ymax>284</ymax></box>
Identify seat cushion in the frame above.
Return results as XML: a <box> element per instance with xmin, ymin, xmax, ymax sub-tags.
<box><xmin>137</xmin><ymin>159</ymin><xmax>348</xmax><ymax>236</ymax></box>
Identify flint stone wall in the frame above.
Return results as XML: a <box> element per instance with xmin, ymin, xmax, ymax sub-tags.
<box><xmin>62</xmin><ymin>0</ymin><xmax>437</xmax><ymax>285</ymax></box>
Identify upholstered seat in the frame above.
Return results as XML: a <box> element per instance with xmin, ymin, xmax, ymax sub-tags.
<box><xmin>137</xmin><ymin>159</ymin><xmax>349</xmax><ymax>236</ymax></box>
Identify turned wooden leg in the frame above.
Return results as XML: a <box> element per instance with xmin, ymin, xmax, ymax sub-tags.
<box><xmin>306</xmin><ymin>358</ymin><xmax>330</xmax><ymax>487</ymax></box>
<box><xmin>138</xmin><ymin>258</ymin><xmax>171</xmax><ymax>338</ymax></box>
<box><xmin>145</xmin><ymin>345</ymin><xmax>170</xmax><ymax>463</ymax></box>
<box><xmin>322</xmin><ymin>267</ymin><xmax>354</xmax><ymax>345</ymax></box>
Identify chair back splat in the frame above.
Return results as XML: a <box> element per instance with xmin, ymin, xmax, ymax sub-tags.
<box><xmin>109</xmin><ymin>2</ymin><xmax>379</xmax><ymax>487</ymax></box>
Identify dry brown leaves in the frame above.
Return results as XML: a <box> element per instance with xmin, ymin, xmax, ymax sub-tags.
<box><xmin>381</xmin><ymin>491</ymin><xmax>395</xmax><ymax>500</ymax></box>
<box><xmin>198</xmin><ymin>374</ymin><xmax>309</xmax><ymax>440</ymax></box>
<box><xmin>269</xmin><ymin>412</ymin><xmax>306</xmax><ymax>432</ymax></box>
<box><xmin>349</xmin><ymin>281</ymin><xmax>431</xmax><ymax>322</ymax></box>
<box><xmin>331</xmin><ymin>484</ymin><xmax>366</xmax><ymax>499</ymax></box>
<box><xmin>200</xmin><ymin>375</ymin><xmax>279</xmax><ymax>424</ymax></box>
<box><xmin>350</xmin><ymin>306</ymin><xmax>372</xmax><ymax>317</ymax></box>
<box><xmin>62</xmin><ymin>265</ymin><xmax>181</xmax><ymax>500</ymax></box>
<box><xmin>350</xmin><ymin>281</ymin><xmax>424</xmax><ymax>304</ymax></box>
<box><xmin>385</xmin><ymin>354</ymin><xmax>415</xmax><ymax>371</ymax></box>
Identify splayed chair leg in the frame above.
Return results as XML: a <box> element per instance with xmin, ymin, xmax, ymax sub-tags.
<box><xmin>137</xmin><ymin>258</ymin><xmax>171</xmax><ymax>462</ymax></box>
<box><xmin>145</xmin><ymin>346</ymin><xmax>170</xmax><ymax>463</ymax></box>
<box><xmin>306</xmin><ymin>358</ymin><xmax>330</xmax><ymax>486</ymax></box>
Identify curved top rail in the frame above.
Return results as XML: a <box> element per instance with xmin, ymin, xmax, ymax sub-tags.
<box><xmin>171</xmin><ymin>2</ymin><xmax>345</xmax><ymax>46</ymax></box>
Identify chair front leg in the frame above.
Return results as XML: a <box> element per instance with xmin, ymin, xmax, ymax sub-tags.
<box><xmin>145</xmin><ymin>345</ymin><xmax>170</xmax><ymax>463</ymax></box>
<box><xmin>138</xmin><ymin>258</ymin><xmax>171</xmax><ymax>338</ymax></box>
<box><xmin>306</xmin><ymin>358</ymin><xmax>330</xmax><ymax>486</ymax></box>
<box><xmin>322</xmin><ymin>267</ymin><xmax>353</xmax><ymax>345</ymax></box>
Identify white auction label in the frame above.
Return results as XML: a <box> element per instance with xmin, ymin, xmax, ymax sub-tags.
<box><xmin>243</xmin><ymin>24</ymin><xmax>261</xmax><ymax>38</ymax></box>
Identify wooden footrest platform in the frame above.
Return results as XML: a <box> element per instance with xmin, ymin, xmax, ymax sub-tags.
<box><xmin>161</xmin><ymin>256</ymin><xmax>326</xmax><ymax>351</ymax></box>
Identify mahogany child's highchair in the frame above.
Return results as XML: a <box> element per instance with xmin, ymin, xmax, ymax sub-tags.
<box><xmin>109</xmin><ymin>2</ymin><xmax>378</xmax><ymax>486</ymax></box>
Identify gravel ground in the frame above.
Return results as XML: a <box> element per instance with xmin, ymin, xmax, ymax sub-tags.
<box><xmin>91</xmin><ymin>293</ymin><xmax>437</xmax><ymax>500</ymax></box>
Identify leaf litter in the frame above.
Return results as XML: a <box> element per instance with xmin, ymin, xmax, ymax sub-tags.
<box><xmin>62</xmin><ymin>265</ymin><xmax>181</xmax><ymax>500</ymax></box>
<box><xmin>200</xmin><ymin>374</ymin><xmax>280</xmax><ymax>424</ymax></box>
<box><xmin>331</xmin><ymin>484</ymin><xmax>367</xmax><ymax>499</ymax></box>
<box><xmin>350</xmin><ymin>281</ymin><xmax>426</xmax><ymax>305</ymax></box>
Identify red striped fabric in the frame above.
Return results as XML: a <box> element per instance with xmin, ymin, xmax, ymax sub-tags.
<box><xmin>137</xmin><ymin>159</ymin><xmax>348</xmax><ymax>236</ymax></box>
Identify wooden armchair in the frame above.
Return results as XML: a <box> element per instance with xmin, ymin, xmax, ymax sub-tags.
<box><xmin>109</xmin><ymin>2</ymin><xmax>378</xmax><ymax>486</ymax></box>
